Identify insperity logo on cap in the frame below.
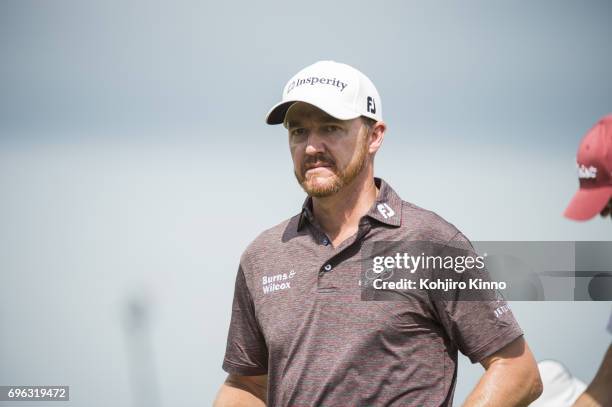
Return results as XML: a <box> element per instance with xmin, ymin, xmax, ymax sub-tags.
<box><xmin>564</xmin><ymin>114</ymin><xmax>612</xmax><ymax>221</ymax></box>
<box><xmin>265</xmin><ymin>60</ymin><xmax>383</xmax><ymax>125</ymax></box>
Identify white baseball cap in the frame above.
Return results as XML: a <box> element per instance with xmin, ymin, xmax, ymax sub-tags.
<box><xmin>265</xmin><ymin>60</ymin><xmax>383</xmax><ymax>125</ymax></box>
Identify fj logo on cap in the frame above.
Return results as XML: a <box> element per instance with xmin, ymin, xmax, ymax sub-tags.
<box><xmin>377</xmin><ymin>203</ymin><xmax>395</xmax><ymax>219</ymax></box>
<box><xmin>577</xmin><ymin>164</ymin><xmax>598</xmax><ymax>179</ymax></box>
<box><xmin>367</xmin><ymin>96</ymin><xmax>376</xmax><ymax>114</ymax></box>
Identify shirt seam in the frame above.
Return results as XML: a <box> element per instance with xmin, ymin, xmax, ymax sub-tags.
<box><xmin>222</xmin><ymin>358</ymin><xmax>268</xmax><ymax>374</ymax></box>
<box><xmin>436</xmin><ymin>231</ymin><xmax>523</xmax><ymax>363</ymax></box>
<box><xmin>465</xmin><ymin>329</ymin><xmax>524</xmax><ymax>363</ymax></box>
<box><xmin>236</xmin><ymin>262</ymin><xmax>269</xmax><ymax>349</ymax></box>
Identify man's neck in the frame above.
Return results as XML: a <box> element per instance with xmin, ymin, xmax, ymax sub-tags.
<box><xmin>311</xmin><ymin>174</ymin><xmax>379</xmax><ymax>244</ymax></box>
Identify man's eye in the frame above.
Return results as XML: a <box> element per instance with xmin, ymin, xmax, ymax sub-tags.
<box><xmin>291</xmin><ymin>128</ymin><xmax>307</xmax><ymax>137</ymax></box>
<box><xmin>323</xmin><ymin>125</ymin><xmax>339</xmax><ymax>133</ymax></box>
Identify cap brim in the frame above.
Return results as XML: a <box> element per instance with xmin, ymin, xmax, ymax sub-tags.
<box><xmin>563</xmin><ymin>186</ymin><xmax>612</xmax><ymax>221</ymax></box>
<box><xmin>265</xmin><ymin>99</ymin><xmax>360</xmax><ymax>125</ymax></box>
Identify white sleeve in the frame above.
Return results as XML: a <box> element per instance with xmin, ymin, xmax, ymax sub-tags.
<box><xmin>607</xmin><ymin>308</ymin><xmax>612</xmax><ymax>335</ymax></box>
<box><xmin>532</xmin><ymin>360</ymin><xmax>586</xmax><ymax>407</ymax></box>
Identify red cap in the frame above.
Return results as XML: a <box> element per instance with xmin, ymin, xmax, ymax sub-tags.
<box><xmin>564</xmin><ymin>115</ymin><xmax>612</xmax><ymax>221</ymax></box>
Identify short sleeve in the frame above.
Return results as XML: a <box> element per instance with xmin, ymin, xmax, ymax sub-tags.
<box><xmin>222</xmin><ymin>265</ymin><xmax>269</xmax><ymax>376</ymax></box>
<box><xmin>431</xmin><ymin>233</ymin><xmax>524</xmax><ymax>363</ymax></box>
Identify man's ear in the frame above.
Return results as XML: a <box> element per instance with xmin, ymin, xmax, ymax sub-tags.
<box><xmin>368</xmin><ymin>121</ymin><xmax>386</xmax><ymax>154</ymax></box>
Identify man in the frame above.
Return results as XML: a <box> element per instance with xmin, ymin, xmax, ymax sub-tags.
<box><xmin>561</xmin><ymin>115</ymin><xmax>612</xmax><ymax>407</ymax></box>
<box><xmin>564</xmin><ymin>115</ymin><xmax>612</xmax><ymax>221</ymax></box>
<box><xmin>214</xmin><ymin>61</ymin><xmax>542</xmax><ymax>406</ymax></box>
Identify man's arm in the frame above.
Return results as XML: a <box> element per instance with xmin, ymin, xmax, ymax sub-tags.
<box><xmin>462</xmin><ymin>336</ymin><xmax>543</xmax><ymax>407</ymax></box>
<box><xmin>213</xmin><ymin>374</ymin><xmax>268</xmax><ymax>407</ymax></box>
<box><xmin>573</xmin><ymin>343</ymin><xmax>612</xmax><ymax>407</ymax></box>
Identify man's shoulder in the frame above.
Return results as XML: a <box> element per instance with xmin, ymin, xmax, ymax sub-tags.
<box><xmin>398</xmin><ymin>199</ymin><xmax>468</xmax><ymax>245</ymax></box>
<box><xmin>239</xmin><ymin>212</ymin><xmax>302</xmax><ymax>269</ymax></box>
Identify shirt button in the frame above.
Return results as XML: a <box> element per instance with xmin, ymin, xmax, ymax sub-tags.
<box><xmin>323</xmin><ymin>264</ymin><xmax>332</xmax><ymax>272</ymax></box>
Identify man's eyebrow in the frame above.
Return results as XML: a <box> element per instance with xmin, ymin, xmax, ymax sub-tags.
<box><xmin>286</xmin><ymin>117</ymin><xmax>344</xmax><ymax>128</ymax></box>
<box><xmin>320</xmin><ymin>117</ymin><xmax>343</xmax><ymax>124</ymax></box>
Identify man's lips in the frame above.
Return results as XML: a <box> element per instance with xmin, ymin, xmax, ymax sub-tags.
<box><xmin>304</xmin><ymin>161</ymin><xmax>334</xmax><ymax>170</ymax></box>
<box><xmin>304</xmin><ymin>163</ymin><xmax>334</xmax><ymax>176</ymax></box>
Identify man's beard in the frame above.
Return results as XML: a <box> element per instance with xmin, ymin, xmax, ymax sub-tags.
<box><xmin>294</xmin><ymin>135</ymin><xmax>369</xmax><ymax>198</ymax></box>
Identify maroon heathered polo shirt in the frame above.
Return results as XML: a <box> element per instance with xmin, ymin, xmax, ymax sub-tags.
<box><xmin>222</xmin><ymin>177</ymin><xmax>523</xmax><ymax>406</ymax></box>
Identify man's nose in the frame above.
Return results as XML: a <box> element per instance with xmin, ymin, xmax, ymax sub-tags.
<box><xmin>304</xmin><ymin>131</ymin><xmax>326</xmax><ymax>155</ymax></box>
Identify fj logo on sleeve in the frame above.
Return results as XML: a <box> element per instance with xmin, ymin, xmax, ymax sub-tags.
<box><xmin>377</xmin><ymin>203</ymin><xmax>395</xmax><ymax>219</ymax></box>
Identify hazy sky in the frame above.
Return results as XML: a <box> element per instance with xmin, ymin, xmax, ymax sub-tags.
<box><xmin>1</xmin><ymin>1</ymin><xmax>611</xmax><ymax>405</ymax></box>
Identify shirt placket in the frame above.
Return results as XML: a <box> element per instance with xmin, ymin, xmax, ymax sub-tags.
<box><xmin>315</xmin><ymin>219</ymin><xmax>372</xmax><ymax>293</ymax></box>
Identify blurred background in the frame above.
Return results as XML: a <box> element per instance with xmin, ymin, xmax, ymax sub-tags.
<box><xmin>1</xmin><ymin>0</ymin><xmax>611</xmax><ymax>405</ymax></box>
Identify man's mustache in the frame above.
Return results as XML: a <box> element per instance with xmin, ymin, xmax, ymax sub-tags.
<box><xmin>302</xmin><ymin>155</ymin><xmax>336</xmax><ymax>172</ymax></box>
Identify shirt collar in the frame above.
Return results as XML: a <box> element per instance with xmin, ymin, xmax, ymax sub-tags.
<box><xmin>297</xmin><ymin>177</ymin><xmax>403</xmax><ymax>231</ymax></box>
